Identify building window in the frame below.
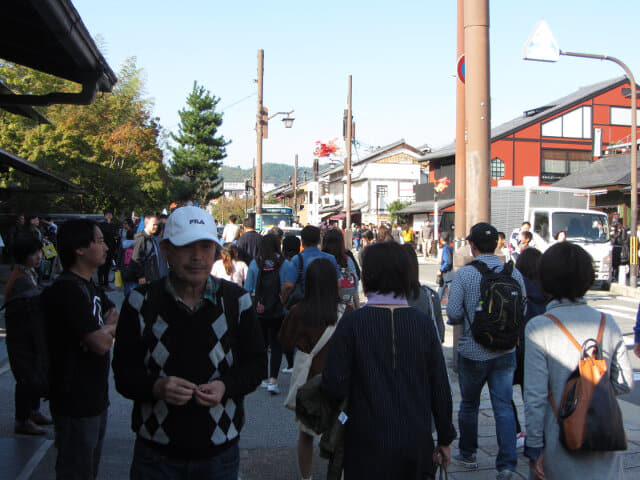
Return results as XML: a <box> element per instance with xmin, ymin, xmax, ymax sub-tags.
<box><xmin>541</xmin><ymin>106</ymin><xmax>592</xmax><ymax>139</ymax></box>
<box><xmin>610</xmin><ymin>106</ymin><xmax>640</xmax><ymax>126</ymax></box>
<box><xmin>376</xmin><ymin>185</ymin><xmax>388</xmax><ymax>212</ymax></box>
<box><xmin>541</xmin><ymin>149</ymin><xmax>592</xmax><ymax>183</ymax></box>
<box><xmin>490</xmin><ymin>157</ymin><xmax>505</xmax><ymax>180</ymax></box>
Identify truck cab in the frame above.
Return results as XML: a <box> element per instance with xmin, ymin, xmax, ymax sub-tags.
<box><xmin>531</xmin><ymin>208</ymin><xmax>612</xmax><ymax>285</ymax></box>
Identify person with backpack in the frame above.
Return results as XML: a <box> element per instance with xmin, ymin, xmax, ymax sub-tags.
<box><xmin>4</xmin><ymin>235</ymin><xmax>52</xmax><ymax>436</ymax></box>
<box><xmin>322</xmin><ymin>228</ymin><xmax>360</xmax><ymax>308</ymax></box>
<box><xmin>41</xmin><ymin>219</ymin><xmax>119</xmax><ymax>479</ymax></box>
<box><xmin>446</xmin><ymin>222</ymin><xmax>526</xmax><ymax>479</ymax></box>
<box><xmin>278</xmin><ymin>257</ymin><xmax>351</xmax><ymax>480</ymax></box>
<box><xmin>244</xmin><ymin>233</ymin><xmax>289</xmax><ymax>394</ymax></box>
<box><xmin>523</xmin><ymin>242</ymin><xmax>633</xmax><ymax>480</ymax></box>
<box><xmin>280</xmin><ymin>226</ymin><xmax>341</xmax><ymax>309</ymax></box>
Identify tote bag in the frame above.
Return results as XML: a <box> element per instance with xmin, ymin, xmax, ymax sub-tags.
<box><xmin>284</xmin><ymin>304</ymin><xmax>346</xmax><ymax>410</ymax></box>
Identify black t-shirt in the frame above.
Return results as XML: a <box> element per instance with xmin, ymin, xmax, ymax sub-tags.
<box><xmin>41</xmin><ymin>272</ymin><xmax>114</xmax><ymax>417</ymax></box>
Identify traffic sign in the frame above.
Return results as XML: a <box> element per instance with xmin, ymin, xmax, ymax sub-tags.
<box><xmin>457</xmin><ymin>55</ymin><xmax>465</xmax><ymax>84</ymax></box>
<box><xmin>523</xmin><ymin>20</ymin><xmax>560</xmax><ymax>63</ymax></box>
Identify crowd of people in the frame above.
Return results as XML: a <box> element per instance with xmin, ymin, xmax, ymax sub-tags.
<box><xmin>1</xmin><ymin>207</ymin><xmax>638</xmax><ymax>480</ymax></box>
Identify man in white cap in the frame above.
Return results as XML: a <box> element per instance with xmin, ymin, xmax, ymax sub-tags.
<box><xmin>113</xmin><ymin>206</ymin><xmax>266</xmax><ymax>480</ymax></box>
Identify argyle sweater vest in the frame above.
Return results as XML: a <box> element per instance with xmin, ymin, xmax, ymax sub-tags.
<box><xmin>125</xmin><ymin>281</ymin><xmax>254</xmax><ymax>458</ymax></box>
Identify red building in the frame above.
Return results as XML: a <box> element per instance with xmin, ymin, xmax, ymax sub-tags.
<box><xmin>421</xmin><ymin>75</ymin><xmax>639</xmax><ymax>194</ymax></box>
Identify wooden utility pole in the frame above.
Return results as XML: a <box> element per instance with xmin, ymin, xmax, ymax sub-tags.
<box><xmin>345</xmin><ymin>75</ymin><xmax>353</xmax><ymax>247</ymax></box>
<box><xmin>256</xmin><ymin>49</ymin><xmax>264</xmax><ymax>215</ymax></box>
<box><xmin>455</xmin><ymin>0</ymin><xmax>467</xmax><ymax>238</ymax></box>
<box><xmin>464</xmin><ymin>0</ymin><xmax>491</xmax><ymax>226</ymax></box>
<box><xmin>293</xmin><ymin>154</ymin><xmax>298</xmax><ymax>217</ymax></box>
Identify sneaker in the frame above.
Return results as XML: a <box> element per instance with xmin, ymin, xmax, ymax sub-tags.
<box><xmin>260</xmin><ymin>380</ymin><xmax>270</xmax><ymax>389</ymax></box>
<box><xmin>454</xmin><ymin>453</ymin><xmax>478</xmax><ymax>469</ymax></box>
<box><xmin>281</xmin><ymin>367</ymin><xmax>294</xmax><ymax>374</ymax></box>
<box><xmin>30</xmin><ymin>412</ymin><xmax>53</xmax><ymax>426</ymax></box>
<box><xmin>516</xmin><ymin>432</ymin><xmax>526</xmax><ymax>448</ymax></box>
<box><xmin>267</xmin><ymin>382</ymin><xmax>280</xmax><ymax>395</ymax></box>
<box><xmin>496</xmin><ymin>470</ymin><xmax>515</xmax><ymax>480</ymax></box>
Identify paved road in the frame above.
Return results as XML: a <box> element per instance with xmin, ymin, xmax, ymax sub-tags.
<box><xmin>0</xmin><ymin>260</ymin><xmax>639</xmax><ymax>478</ymax></box>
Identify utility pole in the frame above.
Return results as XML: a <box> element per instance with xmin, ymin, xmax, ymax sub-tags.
<box><xmin>345</xmin><ymin>75</ymin><xmax>353</xmax><ymax>248</ymax></box>
<box><xmin>464</xmin><ymin>0</ymin><xmax>491</xmax><ymax>226</ymax></box>
<box><xmin>293</xmin><ymin>154</ymin><xmax>298</xmax><ymax>219</ymax></box>
<box><xmin>256</xmin><ymin>49</ymin><xmax>264</xmax><ymax>215</ymax></box>
<box><xmin>455</xmin><ymin>0</ymin><xmax>467</xmax><ymax>238</ymax></box>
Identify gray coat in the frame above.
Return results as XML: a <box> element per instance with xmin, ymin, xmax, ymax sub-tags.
<box><xmin>524</xmin><ymin>298</ymin><xmax>633</xmax><ymax>480</ymax></box>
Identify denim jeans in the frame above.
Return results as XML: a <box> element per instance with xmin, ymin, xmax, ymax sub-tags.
<box><xmin>54</xmin><ymin>409</ymin><xmax>108</xmax><ymax>480</ymax></box>
<box><xmin>457</xmin><ymin>351</ymin><xmax>517</xmax><ymax>472</ymax></box>
<box><xmin>130</xmin><ymin>439</ymin><xmax>240</xmax><ymax>480</ymax></box>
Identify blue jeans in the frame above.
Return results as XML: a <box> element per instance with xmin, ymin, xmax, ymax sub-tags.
<box><xmin>54</xmin><ymin>409</ymin><xmax>108</xmax><ymax>480</ymax></box>
<box><xmin>130</xmin><ymin>439</ymin><xmax>239</xmax><ymax>480</ymax></box>
<box><xmin>457</xmin><ymin>352</ymin><xmax>517</xmax><ymax>472</ymax></box>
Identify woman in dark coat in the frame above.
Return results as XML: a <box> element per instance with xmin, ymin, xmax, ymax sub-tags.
<box><xmin>321</xmin><ymin>241</ymin><xmax>456</xmax><ymax>479</ymax></box>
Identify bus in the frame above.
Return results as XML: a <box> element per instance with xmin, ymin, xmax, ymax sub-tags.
<box><xmin>246</xmin><ymin>204</ymin><xmax>296</xmax><ymax>231</ymax></box>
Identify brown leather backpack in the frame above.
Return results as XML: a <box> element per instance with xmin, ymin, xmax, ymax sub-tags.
<box><xmin>546</xmin><ymin>313</ymin><xmax>627</xmax><ymax>452</ymax></box>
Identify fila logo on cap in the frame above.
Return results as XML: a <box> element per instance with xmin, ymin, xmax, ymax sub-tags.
<box><xmin>189</xmin><ymin>219</ymin><xmax>205</xmax><ymax>225</ymax></box>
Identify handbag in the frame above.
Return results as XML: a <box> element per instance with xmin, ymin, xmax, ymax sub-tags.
<box><xmin>436</xmin><ymin>273</ymin><xmax>444</xmax><ymax>287</ymax></box>
<box><xmin>285</xmin><ymin>304</ymin><xmax>346</xmax><ymax>410</ymax></box>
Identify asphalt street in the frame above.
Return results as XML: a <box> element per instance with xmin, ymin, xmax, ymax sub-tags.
<box><xmin>0</xmin><ymin>260</ymin><xmax>638</xmax><ymax>479</ymax></box>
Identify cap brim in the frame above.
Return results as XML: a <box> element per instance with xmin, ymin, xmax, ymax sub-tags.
<box><xmin>163</xmin><ymin>232</ymin><xmax>222</xmax><ymax>247</ymax></box>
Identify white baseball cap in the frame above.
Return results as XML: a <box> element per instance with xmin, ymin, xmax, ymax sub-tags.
<box><xmin>163</xmin><ymin>206</ymin><xmax>221</xmax><ymax>246</ymax></box>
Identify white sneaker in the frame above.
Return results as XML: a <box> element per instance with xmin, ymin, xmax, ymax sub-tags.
<box><xmin>267</xmin><ymin>382</ymin><xmax>280</xmax><ymax>395</ymax></box>
<box><xmin>281</xmin><ymin>367</ymin><xmax>294</xmax><ymax>374</ymax></box>
<box><xmin>260</xmin><ymin>380</ymin><xmax>269</xmax><ymax>389</ymax></box>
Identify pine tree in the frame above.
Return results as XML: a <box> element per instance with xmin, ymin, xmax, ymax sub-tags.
<box><xmin>169</xmin><ymin>82</ymin><xmax>228</xmax><ymax>203</ymax></box>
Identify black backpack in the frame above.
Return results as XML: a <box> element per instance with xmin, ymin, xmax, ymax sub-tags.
<box><xmin>285</xmin><ymin>254</ymin><xmax>305</xmax><ymax>310</ymax></box>
<box><xmin>255</xmin><ymin>261</ymin><xmax>283</xmax><ymax>319</ymax></box>
<box><xmin>465</xmin><ymin>260</ymin><xmax>525</xmax><ymax>351</ymax></box>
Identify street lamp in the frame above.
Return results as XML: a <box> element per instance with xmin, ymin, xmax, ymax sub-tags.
<box><xmin>270</xmin><ymin>110</ymin><xmax>295</xmax><ymax>128</ymax></box>
<box><xmin>523</xmin><ymin>20</ymin><xmax>638</xmax><ymax>287</ymax></box>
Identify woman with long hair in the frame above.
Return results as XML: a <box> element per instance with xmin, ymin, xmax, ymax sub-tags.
<box><xmin>279</xmin><ymin>258</ymin><xmax>350</xmax><ymax>480</ymax></box>
<box><xmin>376</xmin><ymin>224</ymin><xmax>394</xmax><ymax>243</ymax></box>
<box><xmin>211</xmin><ymin>242</ymin><xmax>248</xmax><ymax>286</ymax></box>
<box><xmin>244</xmin><ymin>233</ymin><xmax>288</xmax><ymax>394</ymax></box>
<box><xmin>322</xmin><ymin>228</ymin><xmax>360</xmax><ymax>308</ymax></box>
<box><xmin>321</xmin><ymin>241</ymin><xmax>455</xmax><ymax>479</ymax></box>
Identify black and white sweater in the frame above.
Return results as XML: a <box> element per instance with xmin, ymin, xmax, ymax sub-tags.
<box><xmin>113</xmin><ymin>277</ymin><xmax>267</xmax><ymax>460</ymax></box>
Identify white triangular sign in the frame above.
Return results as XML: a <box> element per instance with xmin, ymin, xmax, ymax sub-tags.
<box><xmin>523</xmin><ymin>20</ymin><xmax>560</xmax><ymax>62</ymax></box>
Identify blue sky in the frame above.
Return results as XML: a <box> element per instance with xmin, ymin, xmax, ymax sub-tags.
<box><xmin>73</xmin><ymin>0</ymin><xmax>640</xmax><ymax>171</ymax></box>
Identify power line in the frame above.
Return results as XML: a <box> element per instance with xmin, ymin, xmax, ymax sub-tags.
<box><xmin>221</xmin><ymin>92</ymin><xmax>257</xmax><ymax>112</ymax></box>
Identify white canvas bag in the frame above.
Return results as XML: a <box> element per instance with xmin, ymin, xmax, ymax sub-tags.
<box><xmin>284</xmin><ymin>304</ymin><xmax>346</xmax><ymax>410</ymax></box>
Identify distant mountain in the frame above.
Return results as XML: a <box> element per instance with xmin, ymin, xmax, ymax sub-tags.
<box><xmin>221</xmin><ymin>162</ymin><xmax>329</xmax><ymax>186</ymax></box>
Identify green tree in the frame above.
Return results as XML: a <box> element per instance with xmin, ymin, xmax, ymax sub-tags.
<box><xmin>169</xmin><ymin>82</ymin><xmax>228</xmax><ymax>204</ymax></box>
<box><xmin>0</xmin><ymin>57</ymin><xmax>168</xmax><ymax>215</ymax></box>
<box><xmin>387</xmin><ymin>199</ymin><xmax>411</xmax><ymax>225</ymax></box>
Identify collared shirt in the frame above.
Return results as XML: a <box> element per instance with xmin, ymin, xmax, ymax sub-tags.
<box><xmin>165</xmin><ymin>274</ymin><xmax>219</xmax><ymax>312</ymax></box>
<box><xmin>446</xmin><ymin>254</ymin><xmax>526</xmax><ymax>361</ymax></box>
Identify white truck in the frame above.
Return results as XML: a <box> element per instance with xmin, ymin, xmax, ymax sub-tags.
<box><xmin>490</xmin><ymin>186</ymin><xmax>612</xmax><ymax>287</ymax></box>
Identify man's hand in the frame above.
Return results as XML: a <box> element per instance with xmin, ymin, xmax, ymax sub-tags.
<box><xmin>432</xmin><ymin>444</ymin><xmax>451</xmax><ymax>469</ymax></box>
<box><xmin>138</xmin><ymin>277</ymin><xmax>147</xmax><ymax>285</ymax></box>
<box><xmin>195</xmin><ymin>380</ymin><xmax>226</xmax><ymax>407</ymax></box>
<box><xmin>153</xmin><ymin>376</ymin><xmax>197</xmax><ymax>406</ymax></box>
<box><xmin>529</xmin><ymin>453</ymin><xmax>546</xmax><ymax>480</ymax></box>
<box><xmin>436</xmin><ymin>271</ymin><xmax>442</xmax><ymax>276</ymax></box>
<box><xmin>104</xmin><ymin>307</ymin><xmax>119</xmax><ymax>326</ymax></box>
<box><xmin>634</xmin><ymin>342</ymin><xmax>640</xmax><ymax>359</ymax></box>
